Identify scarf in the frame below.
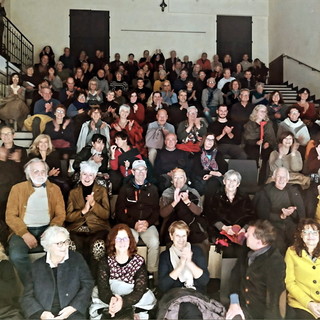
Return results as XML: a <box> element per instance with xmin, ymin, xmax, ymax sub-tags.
<box><xmin>200</xmin><ymin>148</ymin><xmax>218</xmax><ymax>171</ymax></box>
<box><xmin>169</xmin><ymin>242</ymin><xmax>195</xmax><ymax>289</ymax></box>
<box><xmin>73</xmin><ymin>99</ymin><xmax>89</xmax><ymax>111</ymax></box>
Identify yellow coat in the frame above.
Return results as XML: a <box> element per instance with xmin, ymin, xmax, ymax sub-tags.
<box><xmin>315</xmin><ymin>195</ymin><xmax>320</xmax><ymax>224</ymax></box>
<box><xmin>285</xmin><ymin>246</ymin><xmax>320</xmax><ymax>318</ymax></box>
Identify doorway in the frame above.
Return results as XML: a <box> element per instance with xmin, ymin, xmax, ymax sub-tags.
<box><xmin>70</xmin><ymin>9</ymin><xmax>110</xmax><ymax>62</ymax></box>
<box><xmin>217</xmin><ymin>15</ymin><xmax>252</xmax><ymax>68</ymax></box>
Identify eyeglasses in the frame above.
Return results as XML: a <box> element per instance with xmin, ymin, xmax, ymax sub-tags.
<box><xmin>54</xmin><ymin>239</ymin><xmax>71</xmax><ymax>247</ymax></box>
<box><xmin>302</xmin><ymin>230</ymin><xmax>319</xmax><ymax>236</ymax></box>
<box><xmin>55</xmin><ymin>110</ymin><xmax>65</xmax><ymax>114</ymax></box>
<box><xmin>1</xmin><ymin>132</ymin><xmax>13</xmax><ymax>136</ymax></box>
<box><xmin>115</xmin><ymin>236</ymin><xmax>129</xmax><ymax>242</ymax></box>
<box><xmin>207</xmin><ymin>81</ymin><xmax>215</xmax><ymax>84</ymax></box>
<box><xmin>134</xmin><ymin>168</ymin><xmax>147</xmax><ymax>173</ymax></box>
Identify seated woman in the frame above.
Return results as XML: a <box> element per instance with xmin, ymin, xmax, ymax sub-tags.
<box><xmin>267</xmin><ymin>90</ymin><xmax>288</xmax><ymax>132</ymax></box>
<box><xmin>109</xmin><ymin>71</ymin><xmax>129</xmax><ymax>93</ymax></box>
<box><xmin>73</xmin><ymin>133</ymin><xmax>109</xmax><ymax>176</ymax></box>
<box><xmin>74</xmin><ymin>67</ymin><xmax>89</xmax><ymax>91</ymax></box>
<box><xmin>231</xmin><ymin>63</ymin><xmax>244</xmax><ymax>80</ymax></box>
<box><xmin>110</xmin><ymin>104</ymin><xmax>146</xmax><ymax>156</ymax></box>
<box><xmin>21</xmin><ymin>226</ymin><xmax>94</xmax><ymax>320</ymax></box>
<box><xmin>127</xmin><ymin>90</ymin><xmax>145</xmax><ymax>125</ymax></box>
<box><xmin>28</xmin><ymin>134</ymin><xmax>70</xmax><ymax>200</ymax></box>
<box><xmin>176</xmin><ymin>106</ymin><xmax>207</xmax><ymax>153</ymax></box>
<box><xmin>0</xmin><ymin>242</ymin><xmax>22</xmax><ymax>320</ymax></box>
<box><xmin>77</xmin><ymin>106</ymin><xmax>110</xmax><ymax>153</ymax></box>
<box><xmin>44</xmin><ymin>66</ymin><xmax>63</xmax><ymax>97</ymax></box>
<box><xmin>204</xmin><ymin>170</ymin><xmax>255</xmax><ymax>256</ymax></box>
<box><xmin>243</xmin><ymin>104</ymin><xmax>276</xmax><ymax>184</ymax></box>
<box><xmin>157</xmin><ymin>221</ymin><xmax>224</xmax><ymax>320</ymax></box>
<box><xmin>251</xmin><ymin>82</ymin><xmax>269</xmax><ymax>106</ymax></box>
<box><xmin>293</xmin><ymin>87</ymin><xmax>319</xmax><ymax>139</ymax></box>
<box><xmin>224</xmin><ymin>79</ymin><xmax>241</xmax><ymax>108</ymax></box>
<box><xmin>109</xmin><ymin>131</ymin><xmax>143</xmax><ymax>193</ymax></box>
<box><xmin>160</xmin><ymin>168</ymin><xmax>210</xmax><ymax>257</ymax></box>
<box><xmin>90</xmin><ymin>224</ymin><xmax>156</xmax><ymax>319</ymax></box>
<box><xmin>278</xmin><ymin>106</ymin><xmax>311</xmax><ymax>147</ymax></box>
<box><xmin>0</xmin><ymin>73</ymin><xmax>29</xmax><ymax>130</ymax></box>
<box><xmin>251</xmin><ymin>58</ymin><xmax>269</xmax><ymax>83</ymax></box>
<box><xmin>190</xmin><ymin>132</ymin><xmax>228</xmax><ymax>196</ymax></box>
<box><xmin>66</xmin><ymin>161</ymin><xmax>110</xmax><ymax>268</ymax></box>
<box><xmin>268</xmin><ymin>131</ymin><xmax>310</xmax><ymax>189</ymax></box>
<box><xmin>87</xmin><ymin>79</ymin><xmax>104</xmax><ymax>106</ymax></box>
<box><xmin>44</xmin><ymin>104</ymin><xmax>75</xmax><ymax>158</ymax></box>
<box><xmin>285</xmin><ymin>218</ymin><xmax>320</xmax><ymax>319</ymax></box>
<box><xmin>28</xmin><ymin>134</ymin><xmax>61</xmax><ymax>180</ymax></box>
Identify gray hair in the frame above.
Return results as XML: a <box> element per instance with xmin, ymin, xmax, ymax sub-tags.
<box><xmin>40</xmin><ymin>226</ymin><xmax>70</xmax><ymax>252</ymax></box>
<box><xmin>118</xmin><ymin>104</ymin><xmax>131</xmax><ymax>113</ymax></box>
<box><xmin>223</xmin><ymin>169</ymin><xmax>242</xmax><ymax>184</ymax></box>
<box><xmin>187</xmin><ymin>106</ymin><xmax>198</xmax><ymax>114</ymax></box>
<box><xmin>80</xmin><ymin>161</ymin><xmax>99</xmax><ymax>175</ymax></box>
<box><xmin>272</xmin><ymin>167</ymin><xmax>290</xmax><ymax>180</ymax></box>
<box><xmin>24</xmin><ymin>158</ymin><xmax>49</xmax><ymax>180</ymax></box>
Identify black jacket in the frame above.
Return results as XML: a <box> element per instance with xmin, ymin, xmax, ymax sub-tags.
<box><xmin>115</xmin><ymin>179</ymin><xmax>159</xmax><ymax>228</ymax></box>
<box><xmin>21</xmin><ymin>251</ymin><xmax>94</xmax><ymax>318</ymax></box>
<box><xmin>230</xmin><ymin>245</ymin><xmax>285</xmax><ymax>319</ymax></box>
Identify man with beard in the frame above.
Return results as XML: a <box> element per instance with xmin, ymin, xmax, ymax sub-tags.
<box><xmin>5</xmin><ymin>158</ymin><xmax>65</xmax><ymax>284</ymax></box>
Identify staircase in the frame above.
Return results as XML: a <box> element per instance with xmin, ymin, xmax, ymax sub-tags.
<box><xmin>264</xmin><ymin>83</ymin><xmax>297</xmax><ymax>105</ymax></box>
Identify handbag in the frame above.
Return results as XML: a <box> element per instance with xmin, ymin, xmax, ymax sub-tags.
<box><xmin>145</xmin><ymin>127</ymin><xmax>164</xmax><ymax>149</ymax></box>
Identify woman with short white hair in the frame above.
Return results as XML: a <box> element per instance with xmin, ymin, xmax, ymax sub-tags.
<box><xmin>21</xmin><ymin>226</ymin><xmax>94</xmax><ymax>319</ymax></box>
<box><xmin>66</xmin><ymin>161</ymin><xmax>110</xmax><ymax>268</ymax></box>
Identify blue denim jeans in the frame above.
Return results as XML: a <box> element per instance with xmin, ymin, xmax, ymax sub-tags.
<box><xmin>9</xmin><ymin>225</ymin><xmax>48</xmax><ymax>285</ymax></box>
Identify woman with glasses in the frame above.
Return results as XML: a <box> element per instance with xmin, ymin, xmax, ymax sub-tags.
<box><xmin>285</xmin><ymin>219</ymin><xmax>320</xmax><ymax>319</ymax></box>
<box><xmin>90</xmin><ymin>223</ymin><xmax>156</xmax><ymax>319</ymax></box>
<box><xmin>43</xmin><ymin>104</ymin><xmax>75</xmax><ymax>158</ymax></box>
<box><xmin>21</xmin><ymin>226</ymin><xmax>94</xmax><ymax>319</ymax></box>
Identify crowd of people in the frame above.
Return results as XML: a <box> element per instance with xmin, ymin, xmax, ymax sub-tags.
<box><xmin>0</xmin><ymin>46</ymin><xmax>320</xmax><ymax>319</ymax></box>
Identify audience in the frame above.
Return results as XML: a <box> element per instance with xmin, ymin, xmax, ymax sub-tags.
<box><xmin>2</xmin><ymin>44</ymin><xmax>320</xmax><ymax>318</ymax></box>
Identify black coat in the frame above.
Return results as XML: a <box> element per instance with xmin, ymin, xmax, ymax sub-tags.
<box><xmin>21</xmin><ymin>251</ymin><xmax>94</xmax><ymax>318</ymax></box>
<box><xmin>230</xmin><ymin>246</ymin><xmax>285</xmax><ymax>319</ymax></box>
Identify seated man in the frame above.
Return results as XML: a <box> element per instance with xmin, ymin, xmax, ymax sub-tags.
<box><xmin>115</xmin><ymin>160</ymin><xmax>160</xmax><ymax>276</ymax></box>
<box><xmin>73</xmin><ymin>133</ymin><xmax>109</xmax><ymax>174</ymax></box>
<box><xmin>161</xmin><ymin>80</ymin><xmax>178</xmax><ymax>106</ymax></box>
<box><xmin>154</xmin><ymin>133</ymin><xmax>190</xmax><ymax>192</ymax></box>
<box><xmin>168</xmin><ymin>89</ymin><xmax>189</xmax><ymax>129</ymax></box>
<box><xmin>6</xmin><ymin>158</ymin><xmax>65</xmax><ymax>284</ymax></box>
<box><xmin>146</xmin><ymin>109</ymin><xmax>175</xmax><ymax>165</ymax></box>
<box><xmin>59</xmin><ymin>76</ymin><xmax>77</xmax><ymax>107</ymax></box>
<box><xmin>31</xmin><ymin>86</ymin><xmax>61</xmax><ymax>138</ymax></box>
<box><xmin>240</xmin><ymin>69</ymin><xmax>256</xmax><ymax>91</ymax></box>
<box><xmin>226</xmin><ymin>220</ymin><xmax>285</xmax><ymax>320</ymax></box>
<box><xmin>253</xmin><ymin>167</ymin><xmax>305</xmax><ymax>253</ymax></box>
<box><xmin>201</xmin><ymin>77</ymin><xmax>223</xmax><ymax>124</ymax></box>
<box><xmin>208</xmin><ymin>105</ymin><xmax>247</xmax><ymax>159</ymax></box>
<box><xmin>230</xmin><ymin>88</ymin><xmax>255</xmax><ymax>130</ymax></box>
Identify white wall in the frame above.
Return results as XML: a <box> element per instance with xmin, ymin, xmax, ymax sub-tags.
<box><xmin>7</xmin><ymin>0</ymin><xmax>269</xmax><ymax>64</ymax></box>
<box><xmin>268</xmin><ymin>0</ymin><xmax>320</xmax><ymax>96</ymax></box>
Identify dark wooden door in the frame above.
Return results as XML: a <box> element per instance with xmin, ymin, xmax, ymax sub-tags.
<box><xmin>70</xmin><ymin>9</ymin><xmax>110</xmax><ymax>61</ymax></box>
<box><xmin>217</xmin><ymin>15</ymin><xmax>252</xmax><ymax>67</ymax></box>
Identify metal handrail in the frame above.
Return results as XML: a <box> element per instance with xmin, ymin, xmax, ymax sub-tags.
<box><xmin>282</xmin><ymin>54</ymin><xmax>320</xmax><ymax>73</ymax></box>
<box><xmin>0</xmin><ymin>15</ymin><xmax>33</xmax><ymax>97</ymax></box>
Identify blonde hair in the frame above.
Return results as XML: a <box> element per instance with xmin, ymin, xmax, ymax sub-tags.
<box><xmin>249</xmin><ymin>104</ymin><xmax>270</xmax><ymax>122</ymax></box>
<box><xmin>29</xmin><ymin>134</ymin><xmax>54</xmax><ymax>156</ymax></box>
<box><xmin>169</xmin><ymin>220</ymin><xmax>190</xmax><ymax>236</ymax></box>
